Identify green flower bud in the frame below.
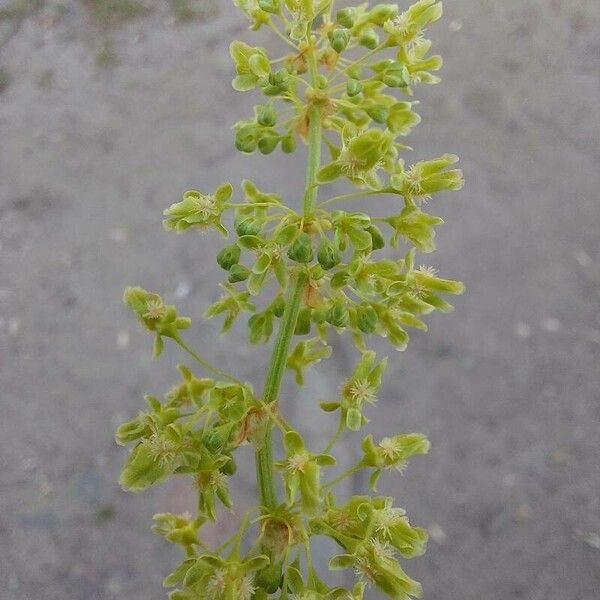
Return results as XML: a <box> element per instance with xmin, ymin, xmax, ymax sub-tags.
<box><xmin>281</xmin><ymin>134</ymin><xmax>297</xmax><ymax>153</ymax></box>
<box><xmin>235</xmin><ymin>123</ymin><xmax>259</xmax><ymax>153</ymax></box>
<box><xmin>328</xmin><ymin>28</ymin><xmax>350</xmax><ymax>53</ymax></box>
<box><xmin>366</xmin><ymin>104</ymin><xmax>390</xmax><ymax>124</ymax></box>
<box><xmin>269</xmin><ymin>68</ymin><xmax>290</xmax><ymax>90</ymax></box>
<box><xmin>217</xmin><ymin>244</ymin><xmax>241</xmax><ymax>270</ymax></box>
<box><xmin>359</xmin><ymin>27</ymin><xmax>380</xmax><ymax>49</ymax></box>
<box><xmin>356</xmin><ymin>304</ymin><xmax>379</xmax><ymax>333</ymax></box>
<box><xmin>347</xmin><ymin>78</ymin><xmax>363</xmax><ymax>97</ymax></box>
<box><xmin>272</xmin><ymin>294</ymin><xmax>285</xmax><ymax>317</ymax></box>
<box><xmin>258</xmin><ymin>0</ymin><xmax>279</xmax><ymax>13</ymax></box>
<box><xmin>258</xmin><ymin>133</ymin><xmax>280</xmax><ymax>155</ymax></box>
<box><xmin>234</xmin><ymin>215</ymin><xmax>261</xmax><ymax>236</ymax></box>
<box><xmin>367</xmin><ymin>3</ymin><xmax>398</xmax><ymax>26</ymax></box>
<box><xmin>383</xmin><ymin>64</ymin><xmax>410</xmax><ymax>88</ymax></box>
<box><xmin>294</xmin><ymin>307</ymin><xmax>312</xmax><ymax>335</ymax></box>
<box><xmin>257</xmin><ymin>103</ymin><xmax>277</xmax><ymax>127</ymax></box>
<box><xmin>326</xmin><ymin>301</ymin><xmax>349</xmax><ymax>328</ymax></box>
<box><xmin>367</xmin><ymin>224</ymin><xmax>385</xmax><ymax>250</ymax></box>
<box><xmin>317</xmin><ymin>238</ymin><xmax>342</xmax><ymax>270</ymax></box>
<box><xmin>287</xmin><ymin>232</ymin><xmax>313</xmax><ymax>263</ymax></box>
<box><xmin>347</xmin><ymin>66</ymin><xmax>362</xmax><ymax>79</ymax></box>
<box><xmin>228</xmin><ymin>264</ymin><xmax>251</xmax><ymax>283</ymax></box>
<box><xmin>336</xmin><ymin>6</ymin><xmax>357</xmax><ymax>28</ymax></box>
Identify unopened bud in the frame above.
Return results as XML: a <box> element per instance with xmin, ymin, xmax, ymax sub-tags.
<box><xmin>336</xmin><ymin>7</ymin><xmax>357</xmax><ymax>28</ymax></box>
<box><xmin>228</xmin><ymin>264</ymin><xmax>251</xmax><ymax>283</ymax></box>
<box><xmin>326</xmin><ymin>301</ymin><xmax>349</xmax><ymax>328</ymax></box>
<box><xmin>269</xmin><ymin>68</ymin><xmax>289</xmax><ymax>89</ymax></box>
<box><xmin>235</xmin><ymin>124</ymin><xmax>259</xmax><ymax>153</ymax></box>
<box><xmin>356</xmin><ymin>304</ymin><xmax>379</xmax><ymax>333</ymax></box>
<box><xmin>281</xmin><ymin>134</ymin><xmax>297</xmax><ymax>153</ymax></box>
<box><xmin>367</xmin><ymin>224</ymin><xmax>385</xmax><ymax>250</ymax></box>
<box><xmin>383</xmin><ymin>64</ymin><xmax>410</xmax><ymax>88</ymax></box>
<box><xmin>258</xmin><ymin>0</ymin><xmax>279</xmax><ymax>14</ymax></box>
<box><xmin>287</xmin><ymin>232</ymin><xmax>313</xmax><ymax>263</ymax></box>
<box><xmin>257</xmin><ymin>104</ymin><xmax>277</xmax><ymax>127</ymax></box>
<box><xmin>328</xmin><ymin>28</ymin><xmax>350</xmax><ymax>53</ymax></box>
<box><xmin>366</xmin><ymin>104</ymin><xmax>390</xmax><ymax>123</ymax></box>
<box><xmin>216</xmin><ymin>244</ymin><xmax>241</xmax><ymax>271</ymax></box>
<box><xmin>234</xmin><ymin>215</ymin><xmax>261</xmax><ymax>236</ymax></box>
<box><xmin>359</xmin><ymin>28</ymin><xmax>380</xmax><ymax>49</ymax></box>
<box><xmin>258</xmin><ymin>133</ymin><xmax>280</xmax><ymax>155</ymax></box>
<box><xmin>294</xmin><ymin>308</ymin><xmax>312</xmax><ymax>335</ymax></box>
<box><xmin>317</xmin><ymin>238</ymin><xmax>342</xmax><ymax>270</ymax></box>
<box><xmin>347</xmin><ymin>78</ymin><xmax>363</xmax><ymax>97</ymax></box>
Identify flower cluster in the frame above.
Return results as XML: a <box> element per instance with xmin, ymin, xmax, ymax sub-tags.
<box><xmin>118</xmin><ymin>2</ymin><xmax>466</xmax><ymax>599</ymax></box>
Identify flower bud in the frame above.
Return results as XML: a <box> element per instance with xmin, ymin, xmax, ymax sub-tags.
<box><xmin>257</xmin><ymin>103</ymin><xmax>277</xmax><ymax>127</ymax></box>
<box><xmin>258</xmin><ymin>133</ymin><xmax>280</xmax><ymax>155</ymax></box>
<box><xmin>367</xmin><ymin>224</ymin><xmax>385</xmax><ymax>250</ymax></box>
<box><xmin>328</xmin><ymin>28</ymin><xmax>350</xmax><ymax>54</ymax></box>
<box><xmin>269</xmin><ymin>68</ymin><xmax>290</xmax><ymax>89</ymax></box>
<box><xmin>326</xmin><ymin>301</ymin><xmax>349</xmax><ymax>328</ymax></box>
<box><xmin>355</xmin><ymin>305</ymin><xmax>377</xmax><ymax>334</ymax></box>
<box><xmin>287</xmin><ymin>232</ymin><xmax>313</xmax><ymax>263</ymax></box>
<box><xmin>281</xmin><ymin>134</ymin><xmax>297</xmax><ymax>153</ymax></box>
<box><xmin>294</xmin><ymin>307</ymin><xmax>312</xmax><ymax>335</ymax></box>
<box><xmin>228</xmin><ymin>264</ymin><xmax>251</xmax><ymax>283</ymax></box>
<box><xmin>234</xmin><ymin>215</ymin><xmax>261</xmax><ymax>236</ymax></box>
<box><xmin>317</xmin><ymin>238</ymin><xmax>342</xmax><ymax>270</ymax></box>
<box><xmin>346</xmin><ymin>78</ymin><xmax>363</xmax><ymax>97</ymax></box>
<box><xmin>366</xmin><ymin>104</ymin><xmax>390</xmax><ymax>124</ymax></box>
<box><xmin>217</xmin><ymin>244</ymin><xmax>241</xmax><ymax>271</ymax></box>
<box><xmin>367</xmin><ymin>3</ymin><xmax>398</xmax><ymax>26</ymax></box>
<box><xmin>359</xmin><ymin>27</ymin><xmax>380</xmax><ymax>49</ymax></box>
<box><xmin>258</xmin><ymin>0</ymin><xmax>279</xmax><ymax>13</ymax></box>
<box><xmin>383</xmin><ymin>64</ymin><xmax>410</xmax><ymax>88</ymax></box>
<box><xmin>235</xmin><ymin>123</ymin><xmax>259</xmax><ymax>153</ymax></box>
<box><xmin>336</xmin><ymin>6</ymin><xmax>357</xmax><ymax>28</ymax></box>
<box><xmin>272</xmin><ymin>295</ymin><xmax>285</xmax><ymax>317</ymax></box>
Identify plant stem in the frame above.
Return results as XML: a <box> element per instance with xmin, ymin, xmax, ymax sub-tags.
<box><xmin>256</xmin><ymin>270</ymin><xmax>307</xmax><ymax>509</ymax></box>
<box><xmin>255</xmin><ymin>31</ymin><xmax>323</xmax><ymax>510</ymax></box>
<box><xmin>173</xmin><ymin>335</ymin><xmax>243</xmax><ymax>385</ymax></box>
<box><xmin>303</xmin><ymin>104</ymin><xmax>322</xmax><ymax>217</ymax></box>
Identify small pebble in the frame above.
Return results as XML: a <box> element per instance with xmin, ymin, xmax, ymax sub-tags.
<box><xmin>542</xmin><ymin>318</ymin><xmax>561</xmax><ymax>332</ymax></box>
<box><xmin>449</xmin><ymin>19</ymin><xmax>463</xmax><ymax>32</ymax></box>
<box><xmin>20</xmin><ymin>456</ymin><xmax>38</xmax><ymax>473</ymax></box>
<box><xmin>575</xmin><ymin>250</ymin><xmax>591</xmax><ymax>267</ymax></box>
<box><xmin>174</xmin><ymin>280</ymin><xmax>191</xmax><ymax>300</ymax></box>
<box><xmin>514</xmin><ymin>321</ymin><xmax>531</xmax><ymax>338</ymax></box>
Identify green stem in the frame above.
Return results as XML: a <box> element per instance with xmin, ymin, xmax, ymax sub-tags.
<box><xmin>173</xmin><ymin>335</ymin><xmax>243</xmax><ymax>385</ymax></box>
<box><xmin>255</xmin><ymin>32</ymin><xmax>323</xmax><ymax>510</ymax></box>
<box><xmin>303</xmin><ymin>104</ymin><xmax>322</xmax><ymax>217</ymax></box>
<box><xmin>256</xmin><ymin>270</ymin><xmax>308</xmax><ymax>509</ymax></box>
<box><xmin>323</xmin><ymin>462</ymin><xmax>364</xmax><ymax>490</ymax></box>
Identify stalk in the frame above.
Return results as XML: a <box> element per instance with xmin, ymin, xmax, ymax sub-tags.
<box><xmin>255</xmin><ymin>36</ymin><xmax>323</xmax><ymax>509</ymax></box>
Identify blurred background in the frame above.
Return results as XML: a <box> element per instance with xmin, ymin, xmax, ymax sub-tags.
<box><xmin>1</xmin><ymin>1</ymin><xmax>599</xmax><ymax>598</ymax></box>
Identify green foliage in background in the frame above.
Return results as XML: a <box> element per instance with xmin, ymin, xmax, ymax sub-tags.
<box><xmin>118</xmin><ymin>1</ymin><xmax>464</xmax><ymax>598</ymax></box>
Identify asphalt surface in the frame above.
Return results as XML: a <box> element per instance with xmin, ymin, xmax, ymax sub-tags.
<box><xmin>1</xmin><ymin>1</ymin><xmax>599</xmax><ymax>599</ymax></box>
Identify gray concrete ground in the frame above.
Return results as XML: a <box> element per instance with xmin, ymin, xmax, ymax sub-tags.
<box><xmin>1</xmin><ymin>1</ymin><xmax>599</xmax><ymax>599</ymax></box>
